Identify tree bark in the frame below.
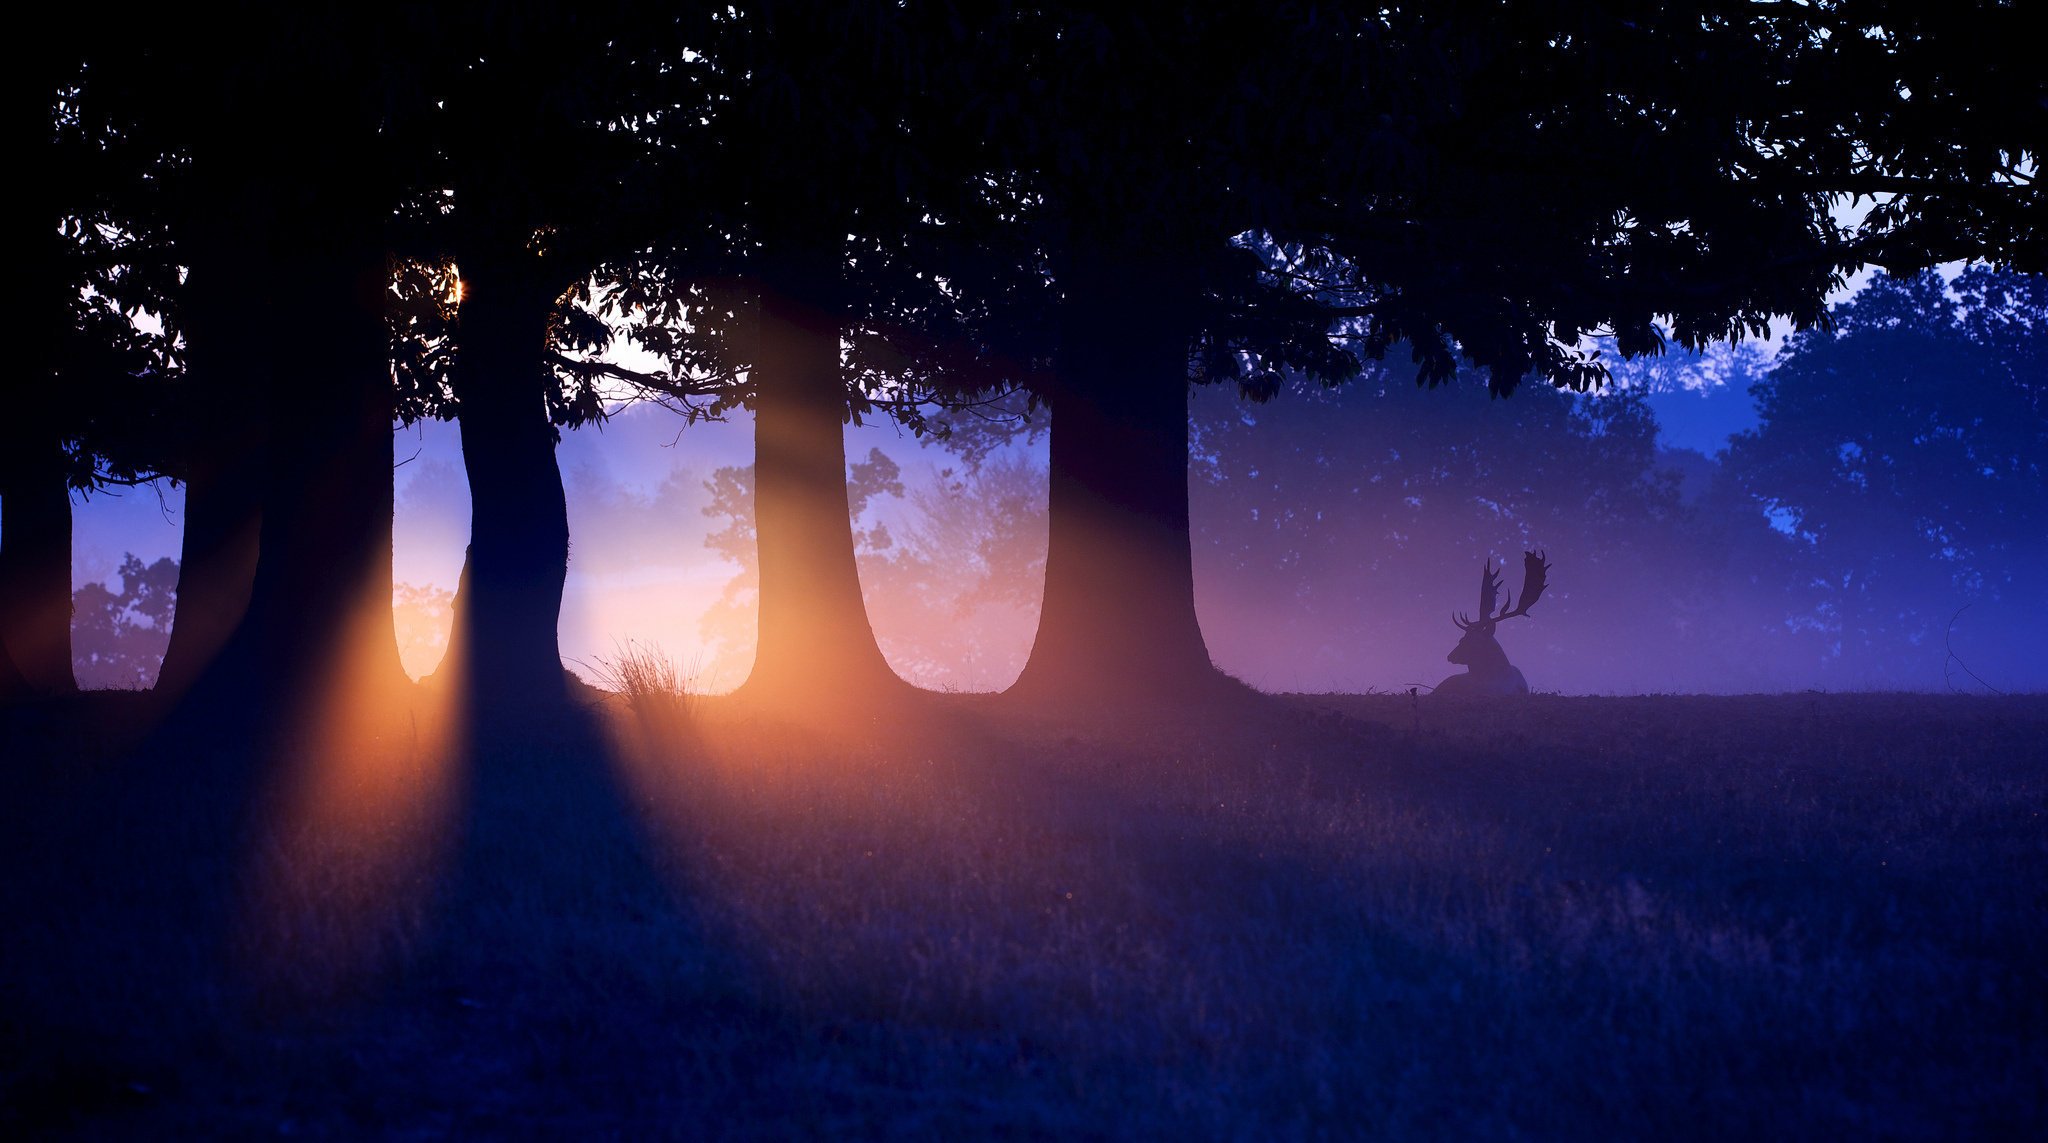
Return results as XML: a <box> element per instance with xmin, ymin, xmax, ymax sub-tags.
<box><xmin>0</xmin><ymin>429</ymin><xmax>77</xmax><ymax>696</ymax></box>
<box><xmin>156</xmin><ymin>255</ymin><xmax>263</xmax><ymax>696</ymax></box>
<box><xmin>209</xmin><ymin>247</ymin><xmax>408</xmax><ymax>706</ymax></box>
<box><xmin>156</xmin><ymin>432</ymin><xmax>261</xmax><ymax>696</ymax></box>
<box><xmin>737</xmin><ymin>288</ymin><xmax>904</xmax><ymax>708</ymax></box>
<box><xmin>1009</xmin><ymin>275</ymin><xmax>1239</xmax><ymax>707</ymax></box>
<box><xmin>444</xmin><ymin>258</ymin><xmax>571</xmax><ymax>710</ymax></box>
<box><xmin>7</xmin><ymin>46</ymin><xmax>76</xmax><ymax>700</ymax></box>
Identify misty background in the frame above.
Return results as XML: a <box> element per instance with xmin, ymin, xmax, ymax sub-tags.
<box><xmin>60</xmin><ymin>268</ymin><xmax>2047</xmax><ymax>695</ymax></box>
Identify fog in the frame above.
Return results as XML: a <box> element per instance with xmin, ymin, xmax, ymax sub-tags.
<box><xmin>60</xmin><ymin>270</ymin><xmax>2045</xmax><ymax>695</ymax></box>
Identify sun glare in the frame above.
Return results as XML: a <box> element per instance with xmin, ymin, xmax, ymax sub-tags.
<box><xmin>235</xmin><ymin>583</ymin><xmax>462</xmax><ymax>994</ymax></box>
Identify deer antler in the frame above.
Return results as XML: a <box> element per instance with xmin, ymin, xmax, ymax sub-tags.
<box><xmin>1455</xmin><ymin>559</ymin><xmax>1505</xmax><ymax>629</ymax></box>
<box><xmin>1495</xmin><ymin>550</ymin><xmax>1550</xmax><ymax>621</ymax></box>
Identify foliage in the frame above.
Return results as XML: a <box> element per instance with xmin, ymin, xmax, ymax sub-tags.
<box><xmin>71</xmin><ymin>555</ymin><xmax>178</xmax><ymax>690</ymax></box>
<box><xmin>1724</xmin><ymin>267</ymin><xmax>2048</xmax><ymax>685</ymax></box>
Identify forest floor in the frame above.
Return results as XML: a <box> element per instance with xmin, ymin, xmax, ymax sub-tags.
<box><xmin>2</xmin><ymin>688</ymin><xmax>2044</xmax><ymax>1139</ymax></box>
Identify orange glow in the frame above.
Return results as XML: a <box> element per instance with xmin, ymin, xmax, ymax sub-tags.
<box><xmin>235</xmin><ymin>581</ymin><xmax>462</xmax><ymax>996</ymax></box>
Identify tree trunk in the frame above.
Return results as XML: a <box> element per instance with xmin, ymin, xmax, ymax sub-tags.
<box><xmin>7</xmin><ymin>49</ymin><xmax>75</xmax><ymax>700</ymax></box>
<box><xmin>737</xmin><ymin>288</ymin><xmax>903</xmax><ymax>708</ymax></box>
<box><xmin>155</xmin><ymin>265</ymin><xmax>263</xmax><ymax>696</ymax></box>
<box><xmin>1009</xmin><ymin>280</ymin><xmax>1238</xmax><ymax>707</ymax></box>
<box><xmin>158</xmin><ymin>242</ymin><xmax>267</xmax><ymax>697</ymax></box>
<box><xmin>157</xmin><ymin>433</ymin><xmax>261</xmax><ymax>696</ymax></box>
<box><xmin>255</xmin><ymin>248</ymin><xmax>404</xmax><ymax>691</ymax></box>
<box><xmin>0</xmin><ymin>429</ymin><xmax>77</xmax><ymax>696</ymax></box>
<box><xmin>444</xmin><ymin>259</ymin><xmax>570</xmax><ymax>710</ymax></box>
<box><xmin>203</xmin><ymin>248</ymin><xmax>407</xmax><ymax>707</ymax></box>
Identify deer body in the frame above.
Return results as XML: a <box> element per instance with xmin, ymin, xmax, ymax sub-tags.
<box><xmin>1433</xmin><ymin>552</ymin><xmax>1549</xmax><ymax>698</ymax></box>
<box><xmin>1435</xmin><ymin>626</ymin><xmax>1529</xmax><ymax>696</ymax></box>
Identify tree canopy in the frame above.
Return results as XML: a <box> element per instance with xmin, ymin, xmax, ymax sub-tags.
<box><xmin>11</xmin><ymin>1</ymin><xmax>2044</xmax><ymax>709</ymax></box>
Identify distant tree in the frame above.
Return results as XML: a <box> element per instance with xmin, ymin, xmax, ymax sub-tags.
<box><xmin>1725</xmin><ymin>268</ymin><xmax>2048</xmax><ymax>687</ymax></box>
<box><xmin>1196</xmin><ymin>368</ymin><xmax>1652</xmax><ymax>687</ymax></box>
<box><xmin>1188</xmin><ymin>356</ymin><xmax>1858</xmax><ymax>693</ymax></box>
<box><xmin>696</xmin><ymin>464</ymin><xmax>759</xmax><ymax>678</ymax></box>
<box><xmin>72</xmin><ymin>555</ymin><xmax>179</xmax><ymax>690</ymax></box>
<box><xmin>860</xmin><ymin>452</ymin><xmax>1050</xmax><ymax>690</ymax></box>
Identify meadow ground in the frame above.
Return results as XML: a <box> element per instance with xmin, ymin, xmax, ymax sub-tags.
<box><xmin>2</xmin><ymin>688</ymin><xmax>2044</xmax><ymax>1139</ymax></box>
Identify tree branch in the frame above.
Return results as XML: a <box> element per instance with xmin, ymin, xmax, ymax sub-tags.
<box><xmin>544</xmin><ymin>350</ymin><xmax>737</xmax><ymax>398</ymax></box>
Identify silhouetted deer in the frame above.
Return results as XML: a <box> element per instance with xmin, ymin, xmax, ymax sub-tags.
<box><xmin>1434</xmin><ymin>551</ymin><xmax>1550</xmax><ymax>697</ymax></box>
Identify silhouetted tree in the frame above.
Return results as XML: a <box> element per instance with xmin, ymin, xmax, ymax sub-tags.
<box><xmin>73</xmin><ymin>555</ymin><xmax>179</xmax><ymax>690</ymax></box>
<box><xmin>394</xmin><ymin>2</ymin><xmax>675</xmax><ymax>711</ymax></box>
<box><xmin>1725</xmin><ymin>268</ymin><xmax>2048</xmax><ymax>687</ymax></box>
<box><xmin>33</xmin><ymin>1</ymin><xmax>2043</xmax><ymax>716</ymax></box>
<box><xmin>696</xmin><ymin>447</ymin><xmax>909</xmax><ymax>687</ymax></box>
<box><xmin>624</xmin><ymin>0</ymin><xmax>1026</xmax><ymax>711</ymax></box>
<box><xmin>127</xmin><ymin>5</ymin><xmax>418</xmax><ymax>708</ymax></box>
<box><xmin>947</xmin><ymin>6</ymin><xmax>1359</xmax><ymax>706</ymax></box>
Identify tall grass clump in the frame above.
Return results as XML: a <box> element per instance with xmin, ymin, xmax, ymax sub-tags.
<box><xmin>578</xmin><ymin>640</ymin><xmax>697</xmax><ymax>746</ymax></box>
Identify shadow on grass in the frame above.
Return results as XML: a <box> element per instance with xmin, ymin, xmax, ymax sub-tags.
<box><xmin>604</xmin><ymin>689</ymin><xmax>2048</xmax><ymax>1137</ymax></box>
<box><xmin>1</xmin><ymin>686</ymin><xmax>793</xmax><ymax>1136</ymax></box>
<box><xmin>4</xmin><ymin>687</ymin><xmax>2045</xmax><ymax>1137</ymax></box>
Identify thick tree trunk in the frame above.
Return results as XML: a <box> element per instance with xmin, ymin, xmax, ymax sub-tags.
<box><xmin>158</xmin><ymin>244</ymin><xmax>266</xmax><ymax>696</ymax></box>
<box><xmin>737</xmin><ymin>289</ymin><xmax>903</xmax><ymax>708</ymax></box>
<box><xmin>444</xmin><ymin>260</ymin><xmax>570</xmax><ymax>710</ymax></box>
<box><xmin>0</xmin><ymin>430</ymin><xmax>77</xmax><ymax>696</ymax></box>
<box><xmin>1009</xmin><ymin>282</ymin><xmax>1237</xmax><ymax>707</ymax></box>
<box><xmin>188</xmin><ymin>247</ymin><xmax>407</xmax><ymax>710</ymax></box>
<box><xmin>8</xmin><ymin>50</ymin><xmax>75</xmax><ymax>700</ymax></box>
<box><xmin>156</xmin><ymin>435</ymin><xmax>261</xmax><ymax>696</ymax></box>
<box><xmin>243</xmin><ymin>248</ymin><xmax>406</xmax><ymax>698</ymax></box>
<box><xmin>156</xmin><ymin>372</ymin><xmax>264</xmax><ymax>700</ymax></box>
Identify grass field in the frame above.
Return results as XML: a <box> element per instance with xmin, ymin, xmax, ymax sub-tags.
<box><xmin>3</xmin><ymin>689</ymin><xmax>2045</xmax><ymax>1138</ymax></box>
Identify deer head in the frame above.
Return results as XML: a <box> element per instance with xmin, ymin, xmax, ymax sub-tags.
<box><xmin>1447</xmin><ymin>551</ymin><xmax>1549</xmax><ymax>667</ymax></box>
